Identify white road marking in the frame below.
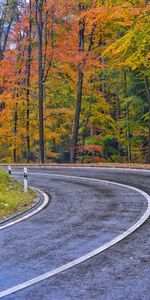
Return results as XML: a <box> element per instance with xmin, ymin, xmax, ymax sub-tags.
<box><xmin>0</xmin><ymin>173</ymin><xmax>150</xmax><ymax>298</ymax></box>
<box><xmin>0</xmin><ymin>188</ymin><xmax>49</xmax><ymax>230</ymax></box>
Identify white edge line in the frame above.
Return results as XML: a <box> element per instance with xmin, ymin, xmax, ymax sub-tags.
<box><xmin>0</xmin><ymin>173</ymin><xmax>150</xmax><ymax>298</ymax></box>
<box><xmin>0</xmin><ymin>188</ymin><xmax>49</xmax><ymax>230</ymax></box>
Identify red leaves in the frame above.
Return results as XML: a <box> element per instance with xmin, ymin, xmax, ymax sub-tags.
<box><xmin>77</xmin><ymin>144</ymin><xmax>103</xmax><ymax>155</ymax></box>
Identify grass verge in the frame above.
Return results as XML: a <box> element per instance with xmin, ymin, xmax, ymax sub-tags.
<box><xmin>0</xmin><ymin>170</ymin><xmax>36</xmax><ymax>221</ymax></box>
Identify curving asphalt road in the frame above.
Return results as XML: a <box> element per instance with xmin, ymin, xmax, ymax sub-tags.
<box><xmin>0</xmin><ymin>167</ymin><xmax>150</xmax><ymax>300</ymax></box>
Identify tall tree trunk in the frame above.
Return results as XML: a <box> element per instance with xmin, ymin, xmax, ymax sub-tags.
<box><xmin>0</xmin><ymin>1</ymin><xmax>18</xmax><ymax>59</ymax></box>
<box><xmin>13</xmin><ymin>104</ymin><xmax>18</xmax><ymax>162</ymax></box>
<box><xmin>144</xmin><ymin>75</ymin><xmax>150</xmax><ymax>163</ymax></box>
<box><xmin>38</xmin><ymin>39</ymin><xmax>44</xmax><ymax>163</ymax></box>
<box><xmin>70</xmin><ymin>3</ymin><xmax>85</xmax><ymax>163</ymax></box>
<box><xmin>123</xmin><ymin>71</ymin><xmax>131</xmax><ymax>163</ymax></box>
<box><xmin>13</xmin><ymin>63</ymin><xmax>21</xmax><ymax>162</ymax></box>
<box><xmin>82</xmin><ymin>78</ymin><xmax>95</xmax><ymax>163</ymax></box>
<box><xmin>0</xmin><ymin>1</ymin><xmax>18</xmax><ymax>109</ymax></box>
<box><xmin>126</xmin><ymin>104</ymin><xmax>131</xmax><ymax>163</ymax></box>
<box><xmin>115</xmin><ymin>82</ymin><xmax>120</xmax><ymax>120</ymax></box>
<box><xmin>35</xmin><ymin>0</ymin><xmax>45</xmax><ymax>163</ymax></box>
<box><xmin>70</xmin><ymin>64</ymin><xmax>84</xmax><ymax>163</ymax></box>
<box><xmin>26</xmin><ymin>0</ymin><xmax>32</xmax><ymax>162</ymax></box>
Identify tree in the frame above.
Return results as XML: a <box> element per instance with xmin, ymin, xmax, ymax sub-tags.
<box><xmin>26</xmin><ymin>0</ymin><xmax>32</xmax><ymax>162</ymax></box>
<box><xmin>35</xmin><ymin>0</ymin><xmax>56</xmax><ymax>163</ymax></box>
<box><xmin>0</xmin><ymin>0</ymin><xmax>19</xmax><ymax>60</ymax></box>
<box><xmin>70</xmin><ymin>3</ymin><xmax>86</xmax><ymax>163</ymax></box>
<box><xmin>103</xmin><ymin>1</ymin><xmax>150</xmax><ymax>162</ymax></box>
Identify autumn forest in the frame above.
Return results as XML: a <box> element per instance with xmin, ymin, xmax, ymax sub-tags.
<box><xmin>0</xmin><ymin>0</ymin><xmax>149</xmax><ymax>164</ymax></box>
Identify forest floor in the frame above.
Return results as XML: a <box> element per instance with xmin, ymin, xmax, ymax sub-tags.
<box><xmin>0</xmin><ymin>170</ymin><xmax>36</xmax><ymax>221</ymax></box>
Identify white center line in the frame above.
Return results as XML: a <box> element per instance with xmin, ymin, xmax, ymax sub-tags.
<box><xmin>0</xmin><ymin>188</ymin><xmax>49</xmax><ymax>230</ymax></box>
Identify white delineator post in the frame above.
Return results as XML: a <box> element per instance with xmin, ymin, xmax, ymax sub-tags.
<box><xmin>8</xmin><ymin>165</ymin><xmax>12</xmax><ymax>175</ymax></box>
<box><xmin>24</xmin><ymin>167</ymin><xmax>28</xmax><ymax>193</ymax></box>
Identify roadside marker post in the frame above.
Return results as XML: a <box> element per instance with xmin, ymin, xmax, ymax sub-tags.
<box><xmin>8</xmin><ymin>166</ymin><xmax>12</xmax><ymax>175</ymax></box>
<box><xmin>24</xmin><ymin>167</ymin><xmax>28</xmax><ymax>193</ymax></box>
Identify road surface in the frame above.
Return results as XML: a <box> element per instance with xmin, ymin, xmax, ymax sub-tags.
<box><xmin>0</xmin><ymin>167</ymin><xmax>150</xmax><ymax>299</ymax></box>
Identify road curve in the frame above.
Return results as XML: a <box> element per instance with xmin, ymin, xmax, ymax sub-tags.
<box><xmin>0</xmin><ymin>167</ymin><xmax>150</xmax><ymax>300</ymax></box>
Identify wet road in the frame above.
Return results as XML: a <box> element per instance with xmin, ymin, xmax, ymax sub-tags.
<box><xmin>0</xmin><ymin>168</ymin><xmax>150</xmax><ymax>299</ymax></box>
